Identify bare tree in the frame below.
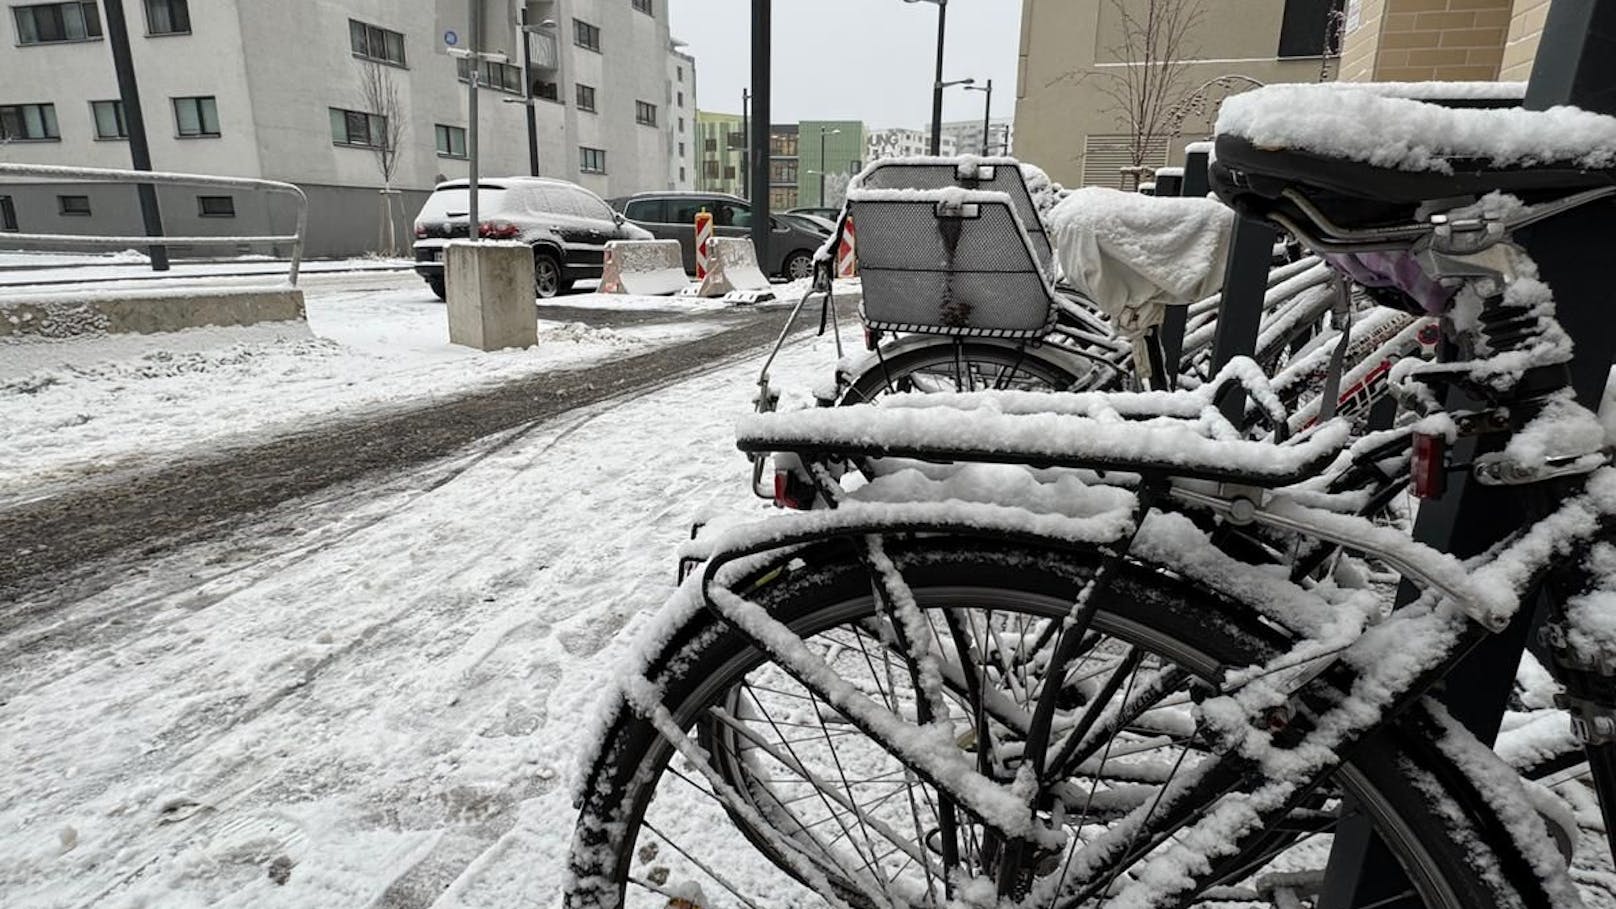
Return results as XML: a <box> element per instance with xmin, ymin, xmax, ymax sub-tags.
<box><xmin>1092</xmin><ymin>0</ymin><xmax>1205</xmax><ymax>187</ymax></box>
<box><xmin>357</xmin><ymin>61</ymin><xmax>407</xmax><ymax>255</ymax></box>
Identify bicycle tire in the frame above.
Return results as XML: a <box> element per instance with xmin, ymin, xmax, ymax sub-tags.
<box><xmin>567</xmin><ymin>537</ymin><xmax>1559</xmax><ymax>909</ymax></box>
<box><xmin>838</xmin><ymin>341</ymin><xmax>1091</xmax><ymax>404</ymax></box>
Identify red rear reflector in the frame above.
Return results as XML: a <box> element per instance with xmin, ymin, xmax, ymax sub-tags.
<box><xmin>1412</xmin><ymin>433</ymin><xmax>1446</xmax><ymax>499</ymax></box>
<box><xmin>863</xmin><ymin>327</ymin><xmax>880</xmax><ymax>351</ymax></box>
<box><xmin>773</xmin><ymin>471</ymin><xmax>811</xmax><ymax>510</ymax></box>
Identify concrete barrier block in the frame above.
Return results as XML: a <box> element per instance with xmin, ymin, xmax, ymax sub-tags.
<box><xmin>600</xmin><ymin>240</ymin><xmax>687</xmax><ymax>296</ymax></box>
<box><xmin>445</xmin><ymin>240</ymin><xmax>537</xmax><ymax>351</ymax></box>
<box><xmin>0</xmin><ymin>285</ymin><xmax>306</xmax><ymax>339</ymax></box>
<box><xmin>696</xmin><ymin>237</ymin><xmax>773</xmax><ymax>298</ymax></box>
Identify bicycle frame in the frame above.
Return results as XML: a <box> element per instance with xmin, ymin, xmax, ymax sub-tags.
<box><xmin>689</xmin><ymin>193</ymin><xmax>1616</xmax><ymax>900</ymax></box>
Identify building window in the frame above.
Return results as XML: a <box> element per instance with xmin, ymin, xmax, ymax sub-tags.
<box><xmin>632</xmin><ymin>0</ymin><xmax>653</xmax><ymax>14</ymax></box>
<box><xmin>58</xmin><ymin>194</ymin><xmax>91</xmax><ymax>216</ymax></box>
<box><xmin>144</xmin><ymin>0</ymin><xmax>189</xmax><ymax>35</ymax></box>
<box><xmin>172</xmin><ymin>95</ymin><xmax>219</xmax><ymax>136</ymax></box>
<box><xmin>456</xmin><ymin>58</ymin><xmax>522</xmax><ymax>93</ymax></box>
<box><xmin>703</xmin><ymin>160</ymin><xmax>720</xmax><ymax>179</ymax></box>
<box><xmin>724</xmin><ymin>166</ymin><xmax>736</xmax><ymax>179</ymax></box>
<box><xmin>349</xmin><ymin>19</ymin><xmax>405</xmax><ymax>66</ymax></box>
<box><xmin>677</xmin><ymin>141</ymin><xmax>685</xmax><ymax>156</ymax></box>
<box><xmin>0</xmin><ymin>103</ymin><xmax>59</xmax><ymax>140</ymax></box>
<box><xmin>635</xmin><ymin>100</ymin><xmax>657</xmax><ymax>127</ymax></box>
<box><xmin>679</xmin><ymin>166</ymin><xmax>685</xmax><ymax>182</ymax></box>
<box><xmin>1277</xmin><ymin>0</ymin><xmax>1345</xmax><ymax>58</ymax></box>
<box><xmin>579</xmin><ymin>146</ymin><xmax>606</xmax><ymax>174</ymax></box>
<box><xmin>676</xmin><ymin>65</ymin><xmax>683</xmax><ymax>83</ymax></box>
<box><xmin>534</xmin><ymin>79</ymin><xmax>559</xmax><ymax>101</ymax></box>
<box><xmin>0</xmin><ymin>195</ymin><xmax>16</xmax><ymax>231</ymax></box>
<box><xmin>575</xmin><ymin>83</ymin><xmax>596</xmax><ymax>112</ymax></box>
<box><xmin>703</xmin><ymin>137</ymin><xmax>716</xmax><ymax>153</ymax></box>
<box><xmin>90</xmin><ymin>99</ymin><xmax>127</xmax><ymax>139</ymax></box>
<box><xmin>197</xmin><ymin>195</ymin><xmax>235</xmax><ymax>217</ymax></box>
<box><xmin>434</xmin><ymin>123</ymin><xmax>467</xmax><ymax>158</ymax></box>
<box><xmin>678</xmin><ymin>116</ymin><xmax>684</xmax><ymax>133</ymax></box>
<box><xmin>676</xmin><ymin>91</ymin><xmax>683</xmax><ymax>107</ymax></box>
<box><xmin>573</xmin><ymin>19</ymin><xmax>600</xmax><ymax>52</ymax></box>
<box><xmin>330</xmin><ymin>107</ymin><xmax>386</xmax><ymax>148</ymax></box>
<box><xmin>13</xmin><ymin>2</ymin><xmax>100</xmax><ymax>45</ymax></box>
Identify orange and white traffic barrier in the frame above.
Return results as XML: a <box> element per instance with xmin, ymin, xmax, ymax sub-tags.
<box><xmin>836</xmin><ymin>215</ymin><xmax>857</xmax><ymax>278</ymax></box>
<box><xmin>694</xmin><ymin>210</ymin><xmax>714</xmax><ymax>280</ymax></box>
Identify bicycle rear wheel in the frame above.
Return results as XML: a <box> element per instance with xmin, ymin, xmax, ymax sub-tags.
<box><xmin>839</xmin><ymin>341</ymin><xmax>1092</xmax><ymax>404</ymax></box>
<box><xmin>567</xmin><ymin>538</ymin><xmax>1560</xmax><ymax>909</ymax></box>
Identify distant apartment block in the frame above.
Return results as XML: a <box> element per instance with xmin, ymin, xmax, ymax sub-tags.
<box><xmin>695</xmin><ymin>109</ymin><xmax>745</xmax><ymax>196</ymax></box>
<box><xmin>796</xmin><ymin>120</ymin><xmax>864</xmax><ymax>209</ymax></box>
<box><xmin>667</xmin><ymin>40</ymin><xmax>696</xmax><ymax>190</ymax></box>
<box><xmin>768</xmin><ymin>123</ymin><xmax>799</xmax><ymax>210</ymax></box>
<box><xmin>938</xmin><ymin>118</ymin><xmax>1013</xmax><ymax>157</ymax></box>
<box><xmin>0</xmin><ymin>0</ymin><xmax>688</xmax><ymax>255</ymax></box>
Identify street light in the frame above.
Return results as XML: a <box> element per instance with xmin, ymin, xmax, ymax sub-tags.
<box><xmin>513</xmin><ymin>13</ymin><xmax>558</xmax><ymax>177</ymax></box>
<box><xmin>817</xmin><ymin>127</ymin><xmax>841</xmax><ymax>207</ymax></box>
<box><xmin>903</xmin><ymin>0</ymin><xmax>949</xmax><ymax>155</ymax></box>
<box><xmin>964</xmin><ymin>78</ymin><xmax>992</xmax><ymax>155</ymax></box>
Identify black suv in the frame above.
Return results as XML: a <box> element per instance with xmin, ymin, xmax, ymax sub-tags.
<box><xmin>608</xmin><ymin>192</ymin><xmax>824</xmax><ymax>281</ymax></box>
<box><xmin>412</xmin><ymin>177</ymin><xmax>652</xmax><ymax>299</ymax></box>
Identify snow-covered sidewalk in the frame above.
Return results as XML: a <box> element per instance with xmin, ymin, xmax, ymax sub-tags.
<box><xmin>0</xmin><ymin>270</ymin><xmax>783</xmax><ymax>504</ymax></box>
<box><xmin>0</xmin><ymin>323</ymin><xmax>841</xmax><ymax>907</ymax></box>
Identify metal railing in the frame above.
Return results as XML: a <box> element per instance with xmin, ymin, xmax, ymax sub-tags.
<box><xmin>0</xmin><ymin>163</ymin><xmax>309</xmax><ymax>285</ymax></box>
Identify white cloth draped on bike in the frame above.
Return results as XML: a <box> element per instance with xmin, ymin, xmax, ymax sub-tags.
<box><xmin>1048</xmin><ymin>187</ymin><xmax>1235</xmax><ymax>339</ymax></box>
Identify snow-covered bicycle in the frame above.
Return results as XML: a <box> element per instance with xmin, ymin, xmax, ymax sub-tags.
<box><xmin>566</xmin><ymin>85</ymin><xmax>1616</xmax><ymax>908</ymax></box>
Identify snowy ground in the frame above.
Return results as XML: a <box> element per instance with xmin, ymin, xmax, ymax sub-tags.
<box><xmin>0</xmin><ymin>321</ymin><xmax>846</xmax><ymax>908</ymax></box>
<box><xmin>0</xmin><ymin>269</ymin><xmax>810</xmax><ymax>506</ymax></box>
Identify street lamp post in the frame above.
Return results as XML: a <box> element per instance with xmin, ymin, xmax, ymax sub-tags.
<box><xmin>817</xmin><ymin>127</ymin><xmax>841</xmax><ymax>206</ymax></box>
<box><xmin>964</xmin><ymin>78</ymin><xmax>992</xmax><ymax>154</ymax></box>
<box><xmin>515</xmin><ymin>12</ymin><xmax>557</xmax><ymax>177</ymax></box>
<box><xmin>903</xmin><ymin>0</ymin><xmax>949</xmax><ymax>155</ymax></box>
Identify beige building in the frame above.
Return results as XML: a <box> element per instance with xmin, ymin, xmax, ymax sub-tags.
<box><xmin>1336</xmin><ymin>0</ymin><xmax>1547</xmax><ymax>82</ymax></box>
<box><xmin>1015</xmin><ymin>0</ymin><xmax>1342</xmax><ymax>190</ymax></box>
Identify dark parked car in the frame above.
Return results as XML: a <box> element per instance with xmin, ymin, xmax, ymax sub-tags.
<box><xmin>786</xmin><ymin>206</ymin><xmax>844</xmax><ymax>223</ymax></box>
<box><xmin>412</xmin><ymin>177</ymin><xmax>651</xmax><ymax>299</ymax></box>
<box><xmin>778</xmin><ymin>212</ymin><xmax>837</xmax><ymax>236</ymax></box>
<box><xmin>608</xmin><ymin>192</ymin><xmax>823</xmax><ymax>281</ymax></box>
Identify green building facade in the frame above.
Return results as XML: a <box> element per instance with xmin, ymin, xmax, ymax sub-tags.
<box><xmin>796</xmin><ymin>120</ymin><xmax>865</xmax><ymax>210</ymax></box>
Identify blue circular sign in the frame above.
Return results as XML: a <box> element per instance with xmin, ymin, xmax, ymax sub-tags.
<box><xmin>443</xmin><ymin>29</ymin><xmax>459</xmax><ymax>47</ymax></box>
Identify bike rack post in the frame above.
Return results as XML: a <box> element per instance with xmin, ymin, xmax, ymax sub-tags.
<box><xmin>1319</xmin><ymin>4</ymin><xmax>1616</xmax><ymax>904</ymax></box>
<box><xmin>1157</xmin><ymin>149</ymin><xmax>1210</xmax><ymax>385</ymax></box>
<box><xmin>1208</xmin><ymin>215</ymin><xmax>1276</xmax><ymax>418</ymax></box>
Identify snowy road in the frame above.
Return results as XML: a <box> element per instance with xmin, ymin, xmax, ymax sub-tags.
<box><xmin>0</xmin><ymin>318</ymin><xmax>843</xmax><ymax>907</ymax></box>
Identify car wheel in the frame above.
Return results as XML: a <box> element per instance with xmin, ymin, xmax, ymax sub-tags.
<box><xmin>426</xmin><ymin>275</ymin><xmax>446</xmax><ymax>301</ymax></box>
<box><xmin>782</xmin><ymin>251</ymin><xmax>814</xmax><ymax>281</ymax></box>
<box><xmin>534</xmin><ymin>250</ymin><xmax>563</xmax><ymax>299</ymax></box>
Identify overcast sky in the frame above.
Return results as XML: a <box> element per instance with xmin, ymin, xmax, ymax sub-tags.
<box><xmin>668</xmin><ymin>0</ymin><xmax>1024</xmax><ymax>130</ymax></box>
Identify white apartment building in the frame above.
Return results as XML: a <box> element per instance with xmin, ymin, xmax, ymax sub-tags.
<box><xmin>665</xmin><ymin>39</ymin><xmax>695</xmax><ymax>190</ymax></box>
<box><xmin>865</xmin><ymin>127</ymin><xmax>956</xmax><ymax>166</ymax></box>
<box><xmin>0</xmin><ymin>0</ymin><xmax>683</xmax><ymax>256</ymax></box>
<box><xmin>938</xmin><ymin>118</ymin><xmax>1013</xmax><ymax>158</ymax></box>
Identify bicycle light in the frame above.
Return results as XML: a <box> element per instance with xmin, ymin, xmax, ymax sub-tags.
<box><xmin>1412</xmin><ymin>432</ymin><xmax>1447</xmax><ymax>499</ymax></box>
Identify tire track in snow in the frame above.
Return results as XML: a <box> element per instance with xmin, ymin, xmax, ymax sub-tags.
<box><xmin>0</xmin><ymin>300</ymin><xmax>847</xmax><ymax>610</ymax></box>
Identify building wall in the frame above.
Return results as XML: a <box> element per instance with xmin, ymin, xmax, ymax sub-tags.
<box><xmin>866</xmin><ymin>128</ymin><xmax>929</xmax><ymax>163</ymax></box>
<box><xmin>0</xmin><ymin>0</ymin><xmax>681</xmax><ymax>255</ymax></box>
<box><xmin>1338</xmin><ymin>0</ymin><xmax>1514</xmax><ymax>82</ymax></box>
<box><xmin>1015</xmin><ymin>0</ymin><xmax>1333</xmax><ymax>189</ymax></box>
<box><xmin>796</xmin><ymin>120</ymin><xmax>864</xmax><ymax>209</ymax></box>
<box><xmin>939</xmin><ymin>118</ymin><xmax>1013</xmax><ymax>157</ymax></box>
<box><xmin>667</xmin><ymin>44</ymin><xmax>696</xmax><ymax>189</ymax></box>
<box><xmin>1498</xmin><ymin>0</ymin><xmax>1548</xmax><ymax>80</ymax></box>
<box><xmin>768</xmin><ymin>123</ymin><xmax>798</xmax><ymax>210</ymax></box>
<box><xmin>695</xmin><ymin>110</ymin><xmax>744</xmax><ymax>195</ymax></box>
